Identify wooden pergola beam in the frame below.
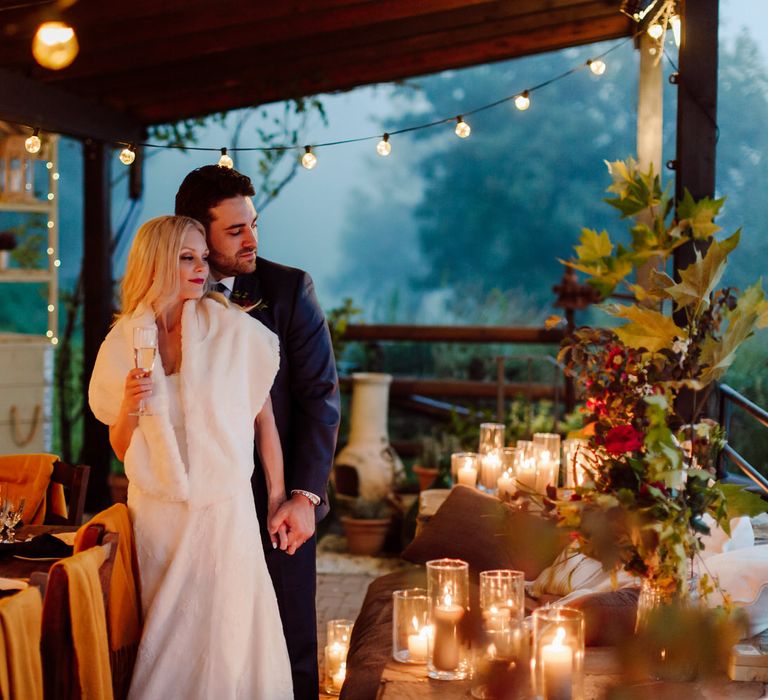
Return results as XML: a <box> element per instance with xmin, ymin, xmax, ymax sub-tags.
<box><xmin>0</xmin><ymin>68</ymin><xmax>142</xmax><ymax>144</ymax></box>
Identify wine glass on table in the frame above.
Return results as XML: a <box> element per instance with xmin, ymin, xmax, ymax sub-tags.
<box><xmin>1</xmin><ymin>486</ymin><xmax>25</xmax><ymax>544</ymax></box>
<box><xmin>131</xmin><ymin>326</ymin><xmax>158</xmax><ymax>416</ymax></box>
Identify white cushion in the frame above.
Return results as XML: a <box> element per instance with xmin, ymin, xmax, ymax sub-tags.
<box><xmin>698</xmin><ymin>514</ymin><xmax>754</xmax><ymax>559</ymax></box>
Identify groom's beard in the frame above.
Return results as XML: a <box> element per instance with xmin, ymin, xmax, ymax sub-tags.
<box><xmin>209</xmin><ymin>248</ymin><xmax>257</xmax><ymax>277</ymax></box>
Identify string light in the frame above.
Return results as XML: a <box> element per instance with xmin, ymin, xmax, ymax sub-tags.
<box><xmin>301</xmin><ymin>146</ymin><xmax>317</xmax><ymax>170</ymax></box>
<box><xmin>454</xmin><ymin>116</ymin><xmax>471</xmax><ymax>138</ymax></box>
<box><xmin>47</xmin><ymin>304</ymin><xmax>55</xmax><ymax>312</ymax></box>
<box><xmin>376</xmin><ymin>133</ymin><xmax>392</xmax><ymax>156</ymax></box>
<box><xmin>119</xmin><ymin>144</ymin><xmax>136</xmax><ymax>165</ymax></box>
<box><xmin>587</xmin><ymin>58</ymin><xmax>606</xmax><ymax>75</ymax></box>
<box><xmin>218</xmin><ymin>147</ymin><xmax>233</xmax><ymax>168</ymax></box>
<box><xmin>32</xmin><ymin>21</ymin><xmax>79</xmax><ymax>70</ymax></box>
<box><xmin>514</xmin><ymin>91</ymin><xmax>531</xmax><ymax>111</ymax></box>
<box><xmin>51</xmin><ymin>337</ymin><xmax>59</xmax><ymax>345</ymax></box>
<box><xmin>647</xmin><ymin>23</ymin><xmax>664</xmax><ymax>39</ymax></box>
<box><xmin>25</xmin><ymin>128</ymin><xmax>41</xmax><ymax>154</ymax></box>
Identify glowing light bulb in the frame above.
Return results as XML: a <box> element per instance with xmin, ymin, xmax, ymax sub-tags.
<box><xmin>301</xmin><ymin>146</ymin><xmax>317</xmax><ymax>170</ymax></box>
<box><xmin>218</xmin><ymin>148</ymin><xmax>233</xmax><ymax>168</ymax></box>
<box><xmin>46</xmin><ymin>247</ymin><xmax>54</xmax><ymax>255</ymax></box>
<box><xmin>670</xmin><ymin>14</ymin><xmax>681</xmax><ymax>47</ymax></box>
<box><xmin>454</xmin><ymin>116</ymin><xmax>471</xmax><ymax>138</ymax></box>
<box><xmin>647</xmin><ymin>23</ymin><xmax>664</xmax><ymax>40</ymax></box>
<box><xmin>588</xmin><ymin>59</ymin><xmax>606</xmax><ymax>76</ymax></box>
<box><xmin>25</xmin><ymin>129</ymin><xmax>42</xmax><ymax>154</ymax></box>
<box><xmin>46</xmin><ymin>162</ymin><xmax>53</xmax><ymax>170</ymax></box>
<box><xmin>514</xmin><ymin>91</ymin><xmax>531</xmax><ymax>111</ymax></box>
<box><xmin>52</xmin><ymin>173</ymin><xmax>60</xmax><ymax>180</ymax></box>
<box><xmin>32</xmin><ymin>21</ymin><xmax>79</xmax><ymax>70</ymax></box>
<box><xmin>376</xmin><ymin>133</ymin><xmax>391</xmax><ymax>156</ymax></box>
<box><xmin>48</xmin><ymin>304</ymin><xmax>55</xmax><ymax>312</ymax></box>
<box><xmin>53</xmin><ymin>259</ymin><xmax>61</xmax><ymax>267</ymax></box>
<box><xmin>51</xmin><ymin>337</ymin><xmax>59</xmax><ymax>345</ymax></box>
<box><xmin>47</xmin><ymin>193</ymin><xmax>54</xmax><ymax>200</ymax></box>
<box><xmin>46</xmin><ymin>330</ymin><xmax>53</xmax><ymax>338</ymax></box>
<box><xmin>119</xmin><ymin>146</ymin><xmax>136</xmax><ymax>165</ymax></box>
<box><xmin>47</xmin><ymin>222</ymin><xmax>54</xmax><ymax>229</ymax></box>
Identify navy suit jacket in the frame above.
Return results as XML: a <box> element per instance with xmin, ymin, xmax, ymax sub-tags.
<box><xmin>233</xmin><ymin>257</ymin><xmax>340</xmax><ymax>522</ymax></box>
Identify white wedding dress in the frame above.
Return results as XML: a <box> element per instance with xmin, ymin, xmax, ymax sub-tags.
<box><xmin>127</xmin><ymin>374</ymin><xmax>293</xmax><ymax>700</ymax></box>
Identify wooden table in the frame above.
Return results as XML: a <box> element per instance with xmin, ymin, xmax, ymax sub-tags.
<box><xmin>375</xmin><ymin>648</ymin><xmax>767</xmax><ymax>699</ymax></box>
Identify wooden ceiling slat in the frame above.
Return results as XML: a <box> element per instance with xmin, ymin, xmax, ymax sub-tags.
<box><xmin>132</xmin><ymin>14</ymin><xmax>631</xmax><ymax>124</ymax></box>
<box><xmin>48</xmin><ymin>3</ymin><xmax>626</xmax><ymax>104</ymax></box>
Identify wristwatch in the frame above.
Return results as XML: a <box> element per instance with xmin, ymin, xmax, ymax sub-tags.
<box><xmin>291</xmin><ymin>489</ymin><xmax>321</xmax><ymax>506</ymax></box>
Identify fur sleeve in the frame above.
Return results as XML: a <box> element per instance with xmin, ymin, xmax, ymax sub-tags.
<box><xmin>88</xmin><ymin>324</ymin><xmax>131</xmax><ymax>426</ymax></box>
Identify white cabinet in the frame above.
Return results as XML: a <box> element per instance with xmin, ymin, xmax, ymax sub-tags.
<box><xmin>0</xmin><ymin>335</ymin><xmax>53</xmax><ymax>453</ymax></box>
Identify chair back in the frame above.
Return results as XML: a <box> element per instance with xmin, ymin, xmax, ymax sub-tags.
<box><xmin>40</xmin><ymin>541</ymin><xmax>116</xmax><ymax>700</ymax></box>
<box><xmin>0</xmin><ymin>587</ymin><xmax>44</xmax><ymax>700</ymax></box>
<box><xmin>45</xmin><ymin>460</ymin><xmax>90</xmax><ymax>526</ymax></box>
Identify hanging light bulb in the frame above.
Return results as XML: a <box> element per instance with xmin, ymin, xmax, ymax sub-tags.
<box><xmin>588</xmin><ymin>58</ymin><xmax>606</xmax><ymax>76</ymax></box>
<box><xmin>25</xmin><ymin>128</ymin><xmax>42</xmax><ymax>154</ymax></box>
<box><xmin>32</xmin><ymin>21</ymin><xmax>79</xmax><ymax>70</ymax></box>
<box><xmin>647</xmin><ymin>22</ymin><xmax>664</xmax><ymax>40</ymax></box>
<box><xmin>376</xmin><ymin>133</ymin><xmax>392</xmax><ymax>157</ymax></box>
<box><xmin>454</xmin><ymin>116</ymin><xmax>471</xmax><ymax>138</ymax></box>
<box><xmin>119</xmin><ymin>144</ymin><xmax>136</xmax><ymax>165</ymax></box>
<box><xmin>301</xmin><ymin>146</ymin><xmax>317</xmax><ymax>170</ymax></box>
<box><xmin>514</xmin><ymin>91</ymin><xmax>531</xmax><ymax>111</ymax></box>
<box><xmin>670</xmin><ymin>14</ymin><xmax>681</xmax><ymax>47</ymax></box>
<box><xmin>218</xmin><ymin>147</ymin><xmax>233</xmax><ymax>168</ymax></box>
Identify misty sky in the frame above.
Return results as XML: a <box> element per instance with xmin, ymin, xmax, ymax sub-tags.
<box><xmin>55</xmin><ymin>0</ymin><xmax>768</xmax><ymax>311</ymax></box>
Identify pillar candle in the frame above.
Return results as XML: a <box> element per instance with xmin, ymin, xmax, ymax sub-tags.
<box><xmin>541</xmin><ymin>627</ymin><xmax>573</xmax><ymax>700</ymax></box>
<box><xmin>432</xmin><ymin>594</ymin><xmax>464</xmax><ymax>671</ymax></box>
<box><xmin>497</xmin><ymin>470</ymin><xmax>514</xmax><ymax>497</ymax></box>
<box><xmin>407</xmin><ymin>624</ymin><xmax>430</xmax><ymax>663</ymax></box>
<box><xmin>457</xmin><ymin>463</ymin><xmax>478</xmax><ymax>487</ymax></box>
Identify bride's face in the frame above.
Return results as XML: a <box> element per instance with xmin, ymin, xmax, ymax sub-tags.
<box><xmin>177</xmin><ymin>227</ymin><xmax>209</xmax><ymax>302</ymax></box>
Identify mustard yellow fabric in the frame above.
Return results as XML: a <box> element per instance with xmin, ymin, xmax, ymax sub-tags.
<box><xmin>50</xmin><ymin>546</ymin><xmax>114</xmax><ymax>700</ymax></box>
<box><xmin>0</xmin><ymin>587</ymin><xmax>44</xmax><ymax>700</ymax></box>
<box><xmin>74</xmin><ymin>504</ymin><xmax>141</xmax><ymax>652</ymax></box>
<box><xmin>0</xmin><ymin>453</ymin><xmax>67</xmax><ymax>524</ymax></box>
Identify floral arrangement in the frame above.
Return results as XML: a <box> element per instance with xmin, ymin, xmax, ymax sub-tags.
<box><xmin>553</xmin><ymin>158</ymin><xmax>767</xmax><ymax>597</ymax></box>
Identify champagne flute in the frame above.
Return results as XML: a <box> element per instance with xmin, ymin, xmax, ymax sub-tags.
<box><xmin>131</xmin><ymin>326</ymin><xmax>158</xmax><ymax>416</ymax></box>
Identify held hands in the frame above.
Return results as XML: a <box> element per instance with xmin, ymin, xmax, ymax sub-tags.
<box><xmin>268</xmin><ymin>493</ymin><xmax>316</xmax><ymax>555</ymax></box>
<box><xmin>122</xmin><ymin>368</ymin><xmax>153</xmax><ymax>415</ymax></box>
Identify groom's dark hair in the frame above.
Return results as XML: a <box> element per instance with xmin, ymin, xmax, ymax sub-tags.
<box><xmin>175</xmin><ymin>165</ymin><xmax>256</xmax><ymax>231</ymax></box>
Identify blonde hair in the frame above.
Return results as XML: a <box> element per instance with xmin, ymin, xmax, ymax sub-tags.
<box><xmin>117</xmin><ymin>215</ymin><xmax>207</xmax><ymax>321</ymax></box>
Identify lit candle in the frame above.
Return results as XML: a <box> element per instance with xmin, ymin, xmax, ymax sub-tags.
<box><xmin>457</xmin><ymin>462</ymin><xmax>478</xmax><ymax>487</ymax></box>
<box><xmin>497</xmin><ymin>470</ymin><xmax>514</xmax><ymax>497</ymax></box>
<box><xmin>325</xmin><ymin>641</ymin><xmax>347</xmax><ymax>675</ymax></box>
<box><xmin>535</xmin><ymin>460</ymin><xmax>558</xmax><ymax>494</ymax></box>
<box><xmin>541</xmin><ymin>626</ymin><xmax>573</xmax><ymax>700</ymax></box>
<box><xmin>406</xmin><ymin>617</ymin><xmax>430</xmax><ymax>663</ymax></box>
<box><xmin>482</xmin><ymin>604</ymin><xmax>511</xmax><ymax>631</ymax></box>
<box><xmin>432</xmin><ymin>593</ymin><xmax>464</xmax><ymax>671</ymax></box>
<box><xmin>516</xmin><ymin>458</ymin><xmax>537</xmax><ymax>492</ymax></box>
<box><xmin>481</xmin><ymin>451</ymin><xmax>502</xmax><ymax>489</ymax></box>
<box><xmin>332</xmin><ymin>662</ymin><xmax>347</xmax><ymax>692</ymax></box>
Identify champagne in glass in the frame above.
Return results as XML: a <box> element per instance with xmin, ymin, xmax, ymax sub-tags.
<box><xmin>131</xmin><ymin>326</ymin><xmax>158</xmax><ymax>416</ymax></box>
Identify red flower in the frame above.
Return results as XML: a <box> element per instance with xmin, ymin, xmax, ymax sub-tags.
<box><xmin>605</xmin><ymin>346</ymin><xmax>625</xmax><ymax>369</ymax></box>
<box><xmin>604</xmin><ymin>424</ymin><xmax>644</xmax><ymax>454</ymax></box>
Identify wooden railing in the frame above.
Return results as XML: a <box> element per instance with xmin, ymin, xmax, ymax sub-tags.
<box><xmin>717</xmin><ymin>383</ymin><xmax>768</xmax><ymax>494</ymax></box>
<box><xmin>340</xmin><ymin>323</ymin><xmax>572</xmax><ymax>423</ymax></box>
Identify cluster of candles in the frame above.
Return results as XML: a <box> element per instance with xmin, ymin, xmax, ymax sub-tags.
<box><xmin>324</xmin><ymin>619</ymin><xmax>353</xmax><ymax>695</ymax></box>
<box><xmin>392</xmin><ymin>561</ymin><xmax>586</xmax><ymax>698</ymax></box>
<box><xmin>452</xmin><ymin>426</ymin><xmax>593</xmax><ymax>498</ymax></box>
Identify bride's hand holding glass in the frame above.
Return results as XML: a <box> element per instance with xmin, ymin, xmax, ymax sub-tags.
<box><xmin>129</xmin><ymin>326</ymin><xmax>157</xmax><ymax>416</ymax></box>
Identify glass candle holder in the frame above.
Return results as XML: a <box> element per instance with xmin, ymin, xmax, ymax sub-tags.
<box><xmin>562</xmin><ymin>438</ymin><xmax>590</xmax><ymax>489</ymax></box>
<box><xmin>514</xmin><ymin>441</ymin><xmax>537</xmax><ymax>494</ymax></box>
<box><xmin>498</xmin><ymin>448</ymin><xmax>521</xmax><ymax>497</ymax></box>
<box><xmin>532</xmin><ymin>607</ymin><xmax>584</xmax><ymax>700</ymax></box>
<box><xmin>480</xmin><ymin>570</ymin><xmax>525</xmax><ymax>626</ymax></box>
<box><xmin>426</xmin><ymin>558</ymin><xmax>470</xmax><ymax>680</ymax></box>
<box><xmin>479</xmin><ymin>422</ymin><xmax>506</xmax><ymax>454</ymax></box>
<box><xmin>533</xmin><ymin>434</ymin><xmax>561</xmax><ymax>494</ymax></box>
<box><xmin>452</xmin><ymin>452</ymin><xmax>480</xmax><ymax>488</ymax></box>
<box><xmin>480</xmin><ymin>449</ymin><xmax>503</xmax><ymax>492</ymax></box>
<box><xmin>392</xmin><ymin>588</ymin><xmax>430</xmax><ymax>664</ymax></box>
<box><xmin>324</xmin><ymin>619</ymin><xmax>354</xmax><ymax>695</ymax></box>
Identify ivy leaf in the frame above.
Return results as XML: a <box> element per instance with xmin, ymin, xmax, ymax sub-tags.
<box><xmin>698</xmin><ymin>280</ymin><xmax>765</xmax><ymax>384</ymax></box>
<box><xmin>574</xmin><ymin>228</ymin><xmax>613</xmax><ymax>262</ymax></box>
<box><xmin>676</xmin><ymin>189</ymin><xmax>725</xmax><ymax>240</ymax></box>
<box><xmin>665</xmin><ymin>231</ymin><xmax>741</xmax><ymax>310</ymax></box>
<box><xmin>718</xmin><ymin>484</ymin><xmax>767</xmax><ymax>520</ymax></box>
<box><xmin>606</xmin><ymin>304</ymin><xmax>685</xmax><ymax>353</ymax></box>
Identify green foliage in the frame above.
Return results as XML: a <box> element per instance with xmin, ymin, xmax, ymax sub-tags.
<box><xmin>8</xmin><ymin>215</ymin><xmax>46</xmax><ymax>269</ymax></box>
<box><xmin>325</xmin><ymin>297</ymin><xmax>362</xmax><ymax>359</ymax></box>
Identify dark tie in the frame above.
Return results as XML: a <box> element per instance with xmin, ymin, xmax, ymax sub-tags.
<box><xmin>214</xmin><ymin>282</ymin><xmax>228</xmax><ymax>295</ymax></box>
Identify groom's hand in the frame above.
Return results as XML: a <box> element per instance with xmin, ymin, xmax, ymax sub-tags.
<box><xmin>268</xmin><ymin>494</ymin><xmax>315</xmax><ymax>555</ymax></box>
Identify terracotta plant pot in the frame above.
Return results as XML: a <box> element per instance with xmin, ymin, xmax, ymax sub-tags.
<box><xmin>412</xmin><ymin>465</ymin><xmax>439</xmax><ymax>492</ymax></box>
<box><xmin>340</xmin><ymin>516</ymin><xmax>391</xmax><ymax>556</ymax></box>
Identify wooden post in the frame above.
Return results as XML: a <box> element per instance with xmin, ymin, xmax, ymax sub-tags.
<box><xmin>81</xmin><ymin>139</ymin><xmax>113</xmax><ymax>510</ymax></box>
<box><xmin>673</xmin><ymin>0</ymin><xmax>719</xmax><ymax>281</ymax></box>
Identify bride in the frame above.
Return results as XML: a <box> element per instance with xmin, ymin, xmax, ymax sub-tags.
<box><xmin>89</xmin><ymin>215</ymin><xmax>293</xmax><ymax>699</ymax></box>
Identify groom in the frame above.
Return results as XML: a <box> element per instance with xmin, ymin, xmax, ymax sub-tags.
<box><xmin>175</xmin><ymin>165</ymin><xmax>340</xmax><ymax>699</ymax></box>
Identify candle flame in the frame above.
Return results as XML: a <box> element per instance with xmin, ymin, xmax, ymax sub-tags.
<box><xmin>489</xmin><ymin>605</ymin><xmax>498</xmax><ymax>614</ymax></box>
<box><xmin>553</xmin><ymin>626</ymin><xmax>566</xmax><ymax>648</ymax></box>
<box><xmin>443</xmin><ymin>592</ymin><xmax>452</xmax><ymax>606</ymax></box>
<box><xmin>411</xmin><ymin>616</ymin><xmax>419</xmax><ymax>632</ymax></box>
